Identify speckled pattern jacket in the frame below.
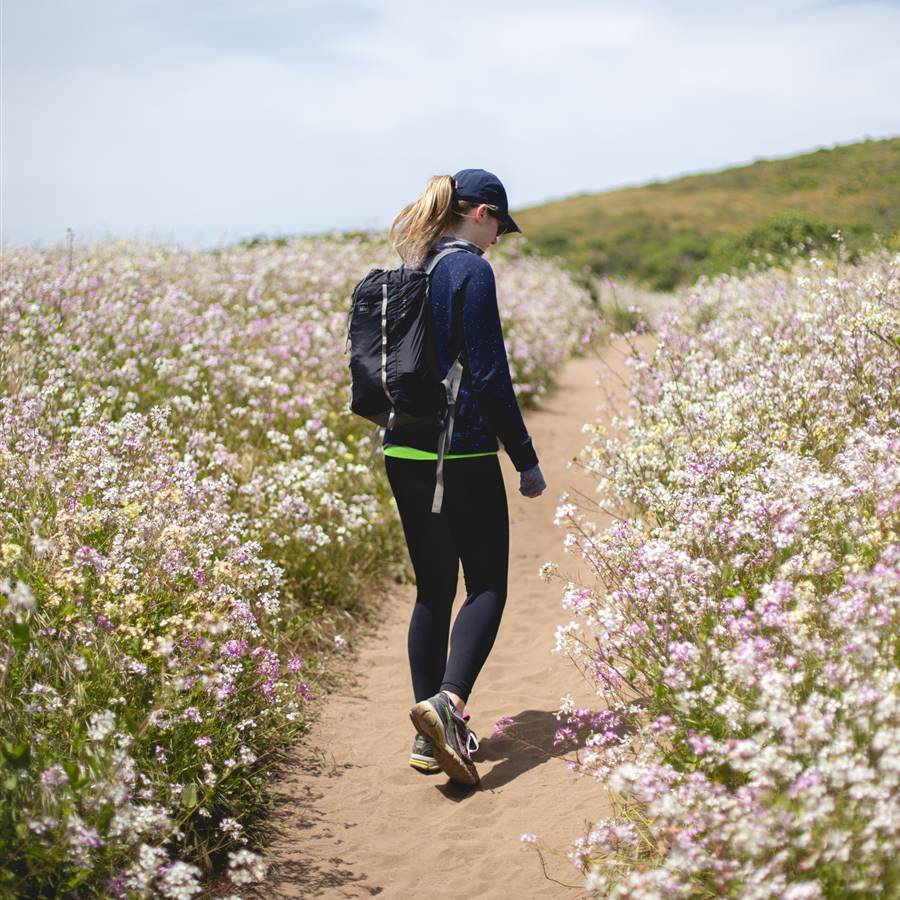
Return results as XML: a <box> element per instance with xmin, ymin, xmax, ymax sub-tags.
<box><xmin>383</xmin><ymin>236</ymin><xmax>540</xmax><ymax>472</ymax></box>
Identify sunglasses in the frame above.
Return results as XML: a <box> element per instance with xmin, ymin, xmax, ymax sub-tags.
<box><xmin>454</xmin><ymin>204</ymin><xmax>509</xmax><ymax>235</ymax></box>
<box><xmin>484</xmin><ymin>205</ymin><xmax>509</xmax><ymax>235</ymax></box>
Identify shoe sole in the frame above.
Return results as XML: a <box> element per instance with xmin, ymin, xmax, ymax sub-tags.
<box><xmin>409</xmin><ymin>701</ymin><xmax>480</xmax><ymax>787</ymax></box>
<box><xmin>408</xmin><ymin>754</ymin><xmax>442</xmax><ymax>775</ymax></box>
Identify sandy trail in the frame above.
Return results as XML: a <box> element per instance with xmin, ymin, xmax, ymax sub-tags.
<box><xmin>249</xmin><ymin>336</ymin><xmax>654</xmax><ymax>899</ymax></box>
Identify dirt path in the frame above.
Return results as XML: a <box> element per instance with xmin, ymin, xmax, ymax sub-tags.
<box><xmin>250</xmin><ymin>336</ymin><xmax>654</xmax><ymax>899</ymax></box>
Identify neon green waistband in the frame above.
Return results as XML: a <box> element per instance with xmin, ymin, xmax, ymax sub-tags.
<box><xmin>383</xmin><ymin>444</ymin><xmax>498</xmax><ymax>460</ymax></box>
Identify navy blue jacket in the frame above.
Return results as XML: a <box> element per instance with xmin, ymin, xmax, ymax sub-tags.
<box><xmin>384</xmin><ymin>237</ymin><xmax>540</xmax><ymax>473</ymax></box>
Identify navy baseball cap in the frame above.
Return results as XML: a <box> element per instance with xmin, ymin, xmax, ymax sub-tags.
<box><xmin>452</xmin><ymin>168</ymin><xmax>522</xmax><ymax>235</ymax></box>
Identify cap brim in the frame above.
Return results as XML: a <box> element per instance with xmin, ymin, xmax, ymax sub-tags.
<box><xmin>501</xmin><ymin>213</ymin><xmax>522</xmax><ymax>235</ymax></box>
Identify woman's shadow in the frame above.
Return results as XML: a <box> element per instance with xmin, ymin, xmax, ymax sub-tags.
<box><xmin>435</xmin><ymin>708</ymin><xmax>575</xmax><ymax>799</ymax></box>
<box><xmin>480</xmin><ymin>708</ymin><xmax>571</xmax><ymax>789</ymax></box>
<box><xmin>438</xmin><ymin>709</ymin><xmax>572</xmax><ymax>801</ymax></box>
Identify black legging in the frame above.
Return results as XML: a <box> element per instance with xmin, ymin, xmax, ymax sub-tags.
<box><xmin>385</xmin><ymin>454</ymin><xmax>509</xmax><ymax>704</ymax></box>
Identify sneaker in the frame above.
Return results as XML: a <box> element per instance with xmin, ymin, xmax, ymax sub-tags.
<box><xmin>409</xmin><ymin>691</ymin><xmax>480</xmax><ymax>786</ymax></box>
<box><xmin>409</xmin><ymin>733</ymin><xmax>441</xmax><ymax>775</ymax></box>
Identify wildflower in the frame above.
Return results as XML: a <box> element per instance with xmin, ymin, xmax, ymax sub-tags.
<box><xmin>227</xmin><ymin>849</ymin><xmax>268</xmax><ymax>886</ymax></box>
<box><xmin>219</xmin><ymin>817</ymin><xmax>245</xmax><ymax>842</ymax></box>
<box><xmin>492</xmin><ymin>716</ymin><xmax>515</xmax><ymax>738</ymax></box>
<box><xmin>125</xmin><ymin>656</ymin><xmax>147</xmax><ymax>675</ymax></box>
<box><xmin>221</xmin><ymin>639</ymin><xmax>249</xmax><ymax>659</ymax></box>
<box><xmin>0</xmin><ymin>545</ymin><xmax>23</xmax><ymax>568</ymax></box>
<box><xmin>38</xmin><ymin>764</ymin><xmax>68</xmax><ymax>789</ymax></box>
<box><xmin>87</xmin><ymin>709</ymin><xmax>116</xmax><ymax>742</ymax></box>
<box><xmin>554</xmin><ymin>502</ymin><xmax>576</xmax><ymax>526</ymax></box>
<box><xmin>1</xmin><ymin>575</ymin><xmax>35</xmax><ymax>612</ymax></box>
<box><xmin>538</xmin><ymin>561</ymin><xmax>559</xmax><ymax>582</ymax></box>
<box><xmin>73</xmin><ymin>825</ymin><xmax>105</xmax><ymax>849</ymax></box>
<box><xmin>214</xmin><ymin>680</ymin><xmax>236</xmax><ymax>701</ymax></box>
<box><xmin>156</xmin><ymin>860</ymin><xmax>203</xmax><ymax>899</ymax></box>
<box><xmin>237</xmin><ymin>746</ymin><xmax>257</xmax><ymax>766</ymax></box>
<box><xmin>27</xmin><ymin>814</ymin><xmax>59</xmax><ymax>835</ymax></box>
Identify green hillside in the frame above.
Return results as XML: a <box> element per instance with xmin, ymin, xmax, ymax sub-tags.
<box><xmin>512</xmin><ymin>137</ymin><xmax>900</xmax><ymax>290</ymax></box>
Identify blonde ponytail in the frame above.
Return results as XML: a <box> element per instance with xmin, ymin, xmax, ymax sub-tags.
<box><xmin>389</xmin><ymin>175</ymin><xmax>474</xmax><ymax>268</ymax></box>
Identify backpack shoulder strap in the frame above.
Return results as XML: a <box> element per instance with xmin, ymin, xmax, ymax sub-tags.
<box><xmin>423</xmin><ymin>246</ymin><xmax>466</xmax><ymax>275</ymax></box>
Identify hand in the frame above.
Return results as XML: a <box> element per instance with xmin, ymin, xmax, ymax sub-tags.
<box><xmin>519</xmin><ymin>463</ymin><xmax>546</xmax><ymax>498</ymax></box>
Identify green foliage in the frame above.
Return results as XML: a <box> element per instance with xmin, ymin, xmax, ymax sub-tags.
<box><xmin>516</xmin><ymin>137</ymin><xmax>900</xmax><ymax>289</ymax></box>
<box><xmin>629</xmin><ymin>228</ymin><xmax>713</xmax><ymax>291</ymax></box>
<box><xmin>238</xmin><ymin>234</ymin><xmax>289</xmax><ymax>249</ymax></box>
<box><xmin>696</xmin><ymin>211</ymin><xmax>872</xmax><ymax>280</ymax></box>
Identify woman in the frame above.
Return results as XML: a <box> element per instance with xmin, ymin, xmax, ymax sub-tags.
<box><xmin>384</xmin><ymin>168</ymin><xmax>547</xmax><ymax>787</ymax></box>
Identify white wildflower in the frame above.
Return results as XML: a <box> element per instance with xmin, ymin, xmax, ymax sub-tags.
<box><xmin>87</xmin><ymin>709</ymin><xmax>116</xmax><ymax>742</ymax></box>
<box><xmin>228</xmin><ymin>849</ymin><xmax>267</xmax><ymax>886</ymax></box>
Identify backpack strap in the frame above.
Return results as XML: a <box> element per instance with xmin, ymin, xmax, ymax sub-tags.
<box><xmin>431</xmin><ymin>355</ymin><xmax>464</xmax><ymax>514</ymax></box>
<box><xmin>368</xmin><ymin>423</ymin><xmax>383</xmax><ymax>467</ymax></box>
<box><xmin>424</xmin><ymin>246</ymin><xmax>468</xmax><ymax>513</ymax></box>
<box><xmin>424</xmin><ymin>246</ymin><xmax>466</xmax><ymax>275</ymax></box>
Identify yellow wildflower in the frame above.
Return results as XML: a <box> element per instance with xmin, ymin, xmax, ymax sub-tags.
<box><xmin>214</xmin><ymin>560</ymin><xmax>235</xmax><ymax>578</ymax></box>
<box><xmin>121</xmin><ymin>501</ymin><xmax>143</xmax><ymax>520</ymax></box>
<box><xmin>1</xmin><ymin>542</ymin><xmax>23</xmax><ymax>568</ymax></box>
<box><xmin>153</xmin><ymin>486</ymin><xmax>182</xmax><ymax>507</ymax></box>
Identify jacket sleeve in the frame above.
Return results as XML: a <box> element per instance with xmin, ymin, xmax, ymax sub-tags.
<box><xmin>459</xmin><ymin>260</ymin><xmax>539</xmax><ymax>473</ymax></box>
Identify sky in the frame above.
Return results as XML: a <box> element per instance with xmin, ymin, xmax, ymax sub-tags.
<box><xmin>2</xmin><ymin>0</ymin><xmax>899</xmax><ymax>248</ymax></box>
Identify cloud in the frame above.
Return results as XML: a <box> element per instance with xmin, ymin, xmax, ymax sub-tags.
<box><xmin>2</xmin><ymin>0</ymin><xmax>899</xmax><ymax>245</ymax></box>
